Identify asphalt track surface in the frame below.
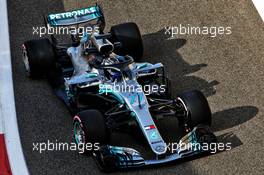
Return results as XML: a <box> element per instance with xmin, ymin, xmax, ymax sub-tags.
<box><xmin>8</xmin><ymin>0</ymin><xmax>264</xmax><ymax>174</ymax></box>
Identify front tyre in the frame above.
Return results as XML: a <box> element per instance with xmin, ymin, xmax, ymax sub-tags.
<box><xmin>73</xmin><ymin>110</ymin><xmax>109</xmax><ymax>155</ymax></box>
<box><xmin>175</xmin><ymin>90</ymin><xmax>212</xmax><ymax>131</ymax></box>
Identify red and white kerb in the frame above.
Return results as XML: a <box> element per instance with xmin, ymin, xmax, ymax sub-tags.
<box><xmin>0</xmin><ymin>134</ymin><xmax>12</xmax><ymax>175</ymax></box>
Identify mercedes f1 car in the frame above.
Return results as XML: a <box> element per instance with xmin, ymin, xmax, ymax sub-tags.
<box><xmin>22</xmin><ymin>4</ymin><xmax>217</xmax><ymax>172</ymax></box>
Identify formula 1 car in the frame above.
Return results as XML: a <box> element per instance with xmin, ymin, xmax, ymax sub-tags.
<box><xmin>22</xmin><ymin>4</ymin><xmax>217</xmax><ymax>172</ymax></box>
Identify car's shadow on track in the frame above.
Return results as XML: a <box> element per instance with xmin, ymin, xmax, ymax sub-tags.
<box><xmin>211</xmin><ymin>106</ymin><xmax>258</xmax><ymax>151</ymax></box>
<box><xmin>141</xmin><ymin>29</ymin><xmax>258</xmax><ymax>133</ymax></box>
<box><xmin>212</xmin><ymin>106</ymin><xmax>258</xmax><ymax>132</ymax></box>
<box><xmin>142</xmin><ymin>29</ymin><xmax>219</xmax><ymax>97</ymax></box>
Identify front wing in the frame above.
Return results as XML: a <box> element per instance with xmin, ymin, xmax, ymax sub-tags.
<box><xmin>93</xmin><ymin>125</ymin><xmax>217</xmax><ymax>170</ymax></box>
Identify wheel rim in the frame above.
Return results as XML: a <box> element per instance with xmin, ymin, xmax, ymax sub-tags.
<box><xmin>176</xmin><ymin>97</ymin><xmax>190</xmax><ymax>131</ymax></box>
<box><xmin>73</xmin><ymin>121</ymin><xmax>85</xmax><ymax>144</ymax></box>
<box><xmin>176</xmin><ymin>97</ymin><xmax>188</xmax><ymax>118</ymax></box>
<box><xmin>21</xmin><ymin>45</ymin><xmax>30</xmax><ymax>75</ymax></box>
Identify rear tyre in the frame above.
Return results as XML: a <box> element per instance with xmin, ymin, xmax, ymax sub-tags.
<box><xmin>110</xmin><ymin>22</ymin><xmax>143</xmax><ymax>61</ymax></box>
<box><xmin>22</xmin><ymin>38</ymin><xmax>55</xmax><ymax>79</ymax></box>
<box><xmin>176</xmin><ymin>90</ymin><xmax>212</xmax><ymax>131</ymax></box>
<box><xmin>73</xmin><ymin>110</ymin><xmax>109</xmax><ymax>155</ymax></box>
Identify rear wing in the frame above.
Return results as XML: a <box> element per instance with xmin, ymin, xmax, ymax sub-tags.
<box><xmin>46</xmin><ymin>5</ymin><xmax>104</xmax><ymax>27</ymax></box>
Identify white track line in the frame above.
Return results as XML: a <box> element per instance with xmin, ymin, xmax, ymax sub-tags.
<box><xmin>252</xmin><ymin>0</ymin><xmax>264</xmax><ymax>22</ymax></box>
<box><xmin>0</xmin><ymin>0</ymin><xmax>29</xmax><ymax>174</ymax></box>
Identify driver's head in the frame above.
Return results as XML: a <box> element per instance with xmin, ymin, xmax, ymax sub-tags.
<box><xmin>83</xmin><ymin>52</ymin><xmax>103</xmax><ymax>68</ymax></box>
<box><xmin>83</xmin><ymin>53</ymin><xmax>96</xmax><ymax>62</ymax></box>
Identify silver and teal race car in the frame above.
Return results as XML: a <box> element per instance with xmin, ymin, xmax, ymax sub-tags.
<box><xmin>21</xmin><ymin>4</ymin><xmax>217</xmax><ymax>172</ymax></box>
